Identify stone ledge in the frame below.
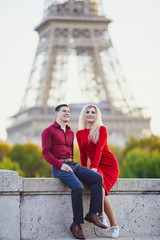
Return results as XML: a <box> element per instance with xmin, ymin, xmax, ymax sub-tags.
<box><xmin>115</xmin><ymin>178</ymin><xmax>160</xmax><ymax>192</ymax></box>
<box><xmin>54</xmin><ymin>238</ymin><xmax>160</xmax><ymax>240</ymax></box>
<box><xmin>18</xmin><ymin>177</ymin><xmax>160</xmax><ymax>194</ymax></box>
<box><xmin>0</xmin><ymin>170</ymin><xmax>160</xmax><ymax>240</ymax></box>
<box><xmin>1</xmin><ymin>170</ymin><xmax>159</xmax><ymax>194</ymax></box>
<box><xmin>55</xmin><ymin>238</ymin><xmax>160</xmax><ymax>240</ymax></box>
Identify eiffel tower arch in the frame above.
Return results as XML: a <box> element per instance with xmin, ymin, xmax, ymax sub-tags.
<box><xmin>7</xmin><ymin>0</ymin><xmax>151</xmax><ymax>146</ymax></box>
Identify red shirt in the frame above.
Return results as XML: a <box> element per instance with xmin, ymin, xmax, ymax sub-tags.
<box><xmin>41</xmin><ymin>121</ymin><xmax>74</xmax><ymax>169</ymax></box>
<box><xmin>76</xmin><ymin>126</ymin><xmax>119</xmax><ymax>194</ymax></box>
<box><xmin>76</xmin><ymin>126</ymin><xmax>119</xmax><ymax>170</ymax></box>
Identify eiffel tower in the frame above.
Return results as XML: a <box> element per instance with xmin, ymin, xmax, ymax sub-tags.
<box><xmin>7</xmin><ymin>0</ymin><xmax>150</xmax><ymax>146</ymax></box>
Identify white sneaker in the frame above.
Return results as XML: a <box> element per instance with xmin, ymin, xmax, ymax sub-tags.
<box><xmin>99</xmin><ymin>215</ymin><xmax>108</xmax><ymax>228</ymax></box>
<box><xmin>110</xmin><ymin>225</ymin><xmax>120</xmax><ymax>238</ymax></box>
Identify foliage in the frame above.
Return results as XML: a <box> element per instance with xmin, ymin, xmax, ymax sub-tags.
<box><xmin>120</xmin><ymin>147</ymin><xmax>160</xmax><ymax>178</ymax></box>
<box><xmin>1</xmin><ymin>134</ymin><xmax>159</xmax><ymax>178</ymax></box>
<box><xmin>7</xmin><ymin>142</ymin><xmax>51</xmax><ymax>177</ymax></box>
<box><xmin>120</xmin><ymin>134</ymin><xmax>160</xmax><ymax>178</ymax></box>
<box><xmin>108</xmin><ymin>143</ymin><xmax>123</xmax><ymax>166</ymax></box>
<box><xmin>74</xmin><ymin>144</ymin><xmax>81</xmax><ymax>165</ymax></box>
<box><xmin>123</xmin><ymin>135</ymin><xmax>160</xmax><ymax>157</ymax></box>
<box><xmin>0</xmin><ymin>142</ymin><xmax>12</xmax><ymax>161</ymax></box>
<box><xmin>0</xmin><ymin>156</ymin><xmax>25</xmax><ymax>177</ymax></box>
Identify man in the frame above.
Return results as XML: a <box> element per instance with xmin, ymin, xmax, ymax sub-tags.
<box><xmin>41</xmin><ymin>104</ymin><xmax>107</xmax><ymax>239</ymax></box>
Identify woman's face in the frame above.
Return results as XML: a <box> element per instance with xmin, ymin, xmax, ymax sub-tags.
<box><xmin>85</xmin><ymin>107</ymin><xmax>96</xmax><ymax>123</ymax></box>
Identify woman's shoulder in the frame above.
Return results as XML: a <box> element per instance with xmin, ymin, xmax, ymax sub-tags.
<box><xmin>100</xmin><ymin>125</ymin><xmax>107</xmax><ymax>131</ymax></box>
<box><xmin>99</xmin><ymin>125</ymin><xmax>108</xmax><ymax>135</ymax></box>
<box><xmin>76</xmin><ymin>129</ymin><xmax>85</xmax><ymax>136</ymax></box>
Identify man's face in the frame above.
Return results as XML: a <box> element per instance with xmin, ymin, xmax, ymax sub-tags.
<box><xmin>55</xmin><ymin>106</ymin><xmax>71</xmax><ymax>123</ymax></box>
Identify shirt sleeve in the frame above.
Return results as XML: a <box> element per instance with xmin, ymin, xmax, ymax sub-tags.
<box><xmin>76</xmin><ymin>131</ymin><xmax>88</xmax><ymax>167</ymax></box>
<box><xmin>91</xmin><ymin>126</ymin><xmax>107</xmax><ymax>169</ymax></box>
<box><xmin>41</xmin><ymin>128</ymin><xmax>63</xmax><ymax>169</ymax></box>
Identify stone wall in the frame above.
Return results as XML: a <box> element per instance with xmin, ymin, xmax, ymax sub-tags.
<box><xmin>0</xmin><ymin>170</ymin><xmax>160</xmax><ymax>240</ymax></box>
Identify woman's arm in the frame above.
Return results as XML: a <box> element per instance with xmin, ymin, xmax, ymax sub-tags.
<box><xmin>76</xmin><ymin>131</ymin><xmax>88</xmax><ymax>167</ymax></box>
<box><xmin>91</xmin><ymin>126</ymin><xmax>107</xmax><ymax>169</ymax></box>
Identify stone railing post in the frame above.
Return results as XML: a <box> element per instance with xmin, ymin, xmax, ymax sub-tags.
<box><xmin>0</xmin><ymin>170</ymin><xmax>22</xmax><ymax>240</ymax></box>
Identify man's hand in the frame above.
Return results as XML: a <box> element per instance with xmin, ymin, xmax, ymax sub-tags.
<box><xmin>61</xmin><ymin>163</ymin><xmax>73</xmax><ymax>172</ymax></box>
<box><xmin>91</xmin><ymin>168</ymin><xmax>97</xmax><ymax>172</ymax></box>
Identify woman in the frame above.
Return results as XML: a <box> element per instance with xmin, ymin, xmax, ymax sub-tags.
<box><xmin>76</xmin><ymin>104</ymin><xmax>120</xmax><ymax>238</ymax></box>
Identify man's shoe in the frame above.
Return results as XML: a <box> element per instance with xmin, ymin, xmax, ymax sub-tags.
<box><xmin>70</xmin><ymin>223</ymin><xmax>85</xmax><ymax>239</ymax></box>
<box><xmin>110</xmin><ymin>225</ymin><xmax>120</xmax><ymax>238</ymax></box>
<box><xmin>84</xmin><ymin>212</ymin><xmax>107</xmax><ymax>228</ymax></box>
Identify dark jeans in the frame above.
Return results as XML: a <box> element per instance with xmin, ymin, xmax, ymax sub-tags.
<box><xmin>52</xmin><ymin>162</ymin><xmax>103</xmax><ymax>225</ymax></box>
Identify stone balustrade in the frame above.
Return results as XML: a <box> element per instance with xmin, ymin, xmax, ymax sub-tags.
<box><xmin>0</xmin><ymin>169</ymin><xmax>160</xmax><ymax>240</ymax></box>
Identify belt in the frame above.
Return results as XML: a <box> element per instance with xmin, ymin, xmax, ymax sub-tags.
<box><xmin>58</xmin><ymin>158</ymin><xmax>73</xmax><ymax>162</ymax></box>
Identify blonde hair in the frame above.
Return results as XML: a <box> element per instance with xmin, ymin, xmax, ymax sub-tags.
<box><xmin>79</xmin><ymin>104</ymin><xmax>103</xmax><ymax>144</ymax></box>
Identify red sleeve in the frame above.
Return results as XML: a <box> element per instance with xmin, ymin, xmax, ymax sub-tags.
<box><xmin>41</xmin><ymin>128</ymin><xmax>63</xmax><ymax>169</ymax></box>
<box><xmin>91</xmin><ymin>126</ymin><xmax>107</xmax><ymax>169</ymax></box>
<box><xmin>76</xmin><ymin>131</ymin><xmax>88</xmax><ymax>167</ymax></box>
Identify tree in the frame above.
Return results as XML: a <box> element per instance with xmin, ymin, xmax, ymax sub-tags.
<box><xmin>147</xmin><ymin>149</ymin><xmax>160</xmax><ymax>178</ymax></box>
<box><xmin>108</xmin><ymin>143</ymin><xmax>123</xmax><ymax>166</ymax></box>
<box><xmin>0</xmin><ymin>142</ymin><xmax>12</xmax><ymax>161</ymax></box>
<box><xmin>120</xmin><ymin>147</ymin><xmax>160</xmax><ymax>178</ymax></box>
<box><xmin>7</xmin><ymin>142</ymin><xmax>51</xmax><ymax>177</ymax></box>
<box><xmin>120</xmin><ymin>134</ymin><xmax>160</xmax><ymax>178</ymax></box>
<box><xmin>139</xmin><ymin>134</ymin><xmax>160</xmax><ymax>150</ymax></box>
<box><xmin>0</xmin><ymin>156</ymin><xmax>25</xmax><ymax>177</ymax></box>
<box><xmin>123</xmin><ymin>134</ymin><xmax>160</xmax><ymax>158</ymax></box>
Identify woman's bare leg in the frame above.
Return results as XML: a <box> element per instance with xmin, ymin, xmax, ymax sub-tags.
<box><xmin>103</xmin><ymin>188</ymin><xmax>117</xmax><ymax>226</ymax></box>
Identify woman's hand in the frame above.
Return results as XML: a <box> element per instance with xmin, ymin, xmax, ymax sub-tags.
<box><xmin>91</xmin><ymin>168</ymin><xmax>97</xmax><ymax>172</ymax></box>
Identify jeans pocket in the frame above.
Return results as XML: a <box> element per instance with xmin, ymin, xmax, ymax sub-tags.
<box><xmin>68</xmin><ymin>162</ymin><xmax>79</xmax><ymax>171</ymax></box>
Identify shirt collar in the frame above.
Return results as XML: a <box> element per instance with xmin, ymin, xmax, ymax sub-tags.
<box><xmin>53</xmin><ymin>121</ymin><xmax>71</xmax><ymax>131</ymax></box>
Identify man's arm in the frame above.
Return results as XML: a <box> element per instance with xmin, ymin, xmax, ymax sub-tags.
<box><xmin>41</xmin><ymin>128</ymin><xmax>63</xmax><ymax>169</ymax></box>
<box><xmin>41</xmin><ymin>128</ymin><xmax>73</xmax><ymax>171</ymax></box>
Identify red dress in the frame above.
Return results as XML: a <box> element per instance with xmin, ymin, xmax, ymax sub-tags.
<box><xmin>76</xmin><ymin>126</ymin><xmax>119</xmax><ymax>195</ymax></box>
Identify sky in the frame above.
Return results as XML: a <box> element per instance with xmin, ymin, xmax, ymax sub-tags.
<box><xmin>0</xmin><ymin>0</ymin><xmax>160</xmax><ymax>141</ymax></box>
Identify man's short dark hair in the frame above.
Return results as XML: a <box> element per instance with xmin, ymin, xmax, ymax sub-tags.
<box><xmin>55</xmin><ymin>104</ymin><xmax>69</xmax><ymax>112</ymax></box>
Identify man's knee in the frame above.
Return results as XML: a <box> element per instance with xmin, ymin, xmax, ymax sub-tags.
<box><xmin>73</xmin><ymin>182</ymin><xmax>84</xmax><ymax>192</ymax></box>
<box><xmin>96</xmin><ymin>172</ymin><xmax>103</xmax><ymax>183</ymax></box>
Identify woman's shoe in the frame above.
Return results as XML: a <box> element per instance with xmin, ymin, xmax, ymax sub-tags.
<box><xmin>99</xmin><ymin>215</ymin><xmax>108</xmax><ymax>228</ymax></box>
<box><xmin>110</xmin><ymin>225</ymin><xmax>119</xmax><ymax>238</ymax></box>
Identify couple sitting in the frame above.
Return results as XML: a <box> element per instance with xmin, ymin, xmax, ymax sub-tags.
<box><xmin>41</xmin><ymin>104</ymin><xmax>119</xmax><ymax>239</ymax></box>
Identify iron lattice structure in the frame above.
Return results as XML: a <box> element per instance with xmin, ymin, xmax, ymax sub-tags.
<box><xmin>7</xmin><ymin>0</ymin><xmax>150</xmax><ymax>145</ymax></box>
